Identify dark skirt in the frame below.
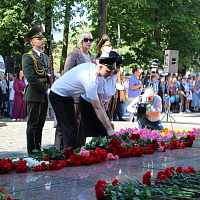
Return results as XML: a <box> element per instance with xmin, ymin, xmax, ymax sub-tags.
<box><xmin>79</xmin><ymin>96</ymin><xmax>107</xmax><ymax>137</ymax></box>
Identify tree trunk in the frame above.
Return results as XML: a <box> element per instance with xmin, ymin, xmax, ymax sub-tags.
<box><xmin>44</xmin><ymin>1</ymin><xmax>53</xmax><ymax>56</ymax></box>
<box><xmin>60</xmin><ymin>2</ymin><xmax>72</xmax><ymax>72</ymax></box>
<box><xmin>98</xmin><ymin>0</ymin><xmax>108</xmax><ymax>40</ymax></box>
<box><xmin>154</xmin><ymin>27</ymin><xmax>161</xmax><ymax>46</ymax></box>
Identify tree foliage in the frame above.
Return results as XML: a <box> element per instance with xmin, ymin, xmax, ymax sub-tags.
<box><xmin>85</xmin><ymin>0</ymin><xmax>200</xmax><ymax>73</ymax></box>
<box><xmin>0</xmin><ymin>0</ymin><xmax>199</xmax><ymax>73</ymax></box>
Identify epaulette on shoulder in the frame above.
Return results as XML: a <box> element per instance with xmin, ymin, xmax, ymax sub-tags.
<box><xmin>27</xmin><ymin>50</ymin><xmax>37</xmax><ymax>58</ymax></box>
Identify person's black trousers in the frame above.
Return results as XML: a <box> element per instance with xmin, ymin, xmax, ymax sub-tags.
<box><xmin>79</xmin><ymin>96</ymin><xmax>107</xmax><ymax>137</ymax></box>
<box><xmin>49</xmin><ymin>91</ymin><xmax>78</xmax><ymax>150</ymax></box>
<box><xmin>180</xmin><ymin>96</ymin><xmax>186</xmax><ymax>112</ymax></box>
<box><xmin>26</xmin><ymin>101</ymin><xmax>48</xmax><ymax>155</ymax></box>
<box><xmin>113</xmin><ymin>97</ymin><xmax>123</xmax><ymax>120</ymax></box>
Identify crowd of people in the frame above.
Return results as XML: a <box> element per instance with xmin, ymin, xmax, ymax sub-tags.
<box><xmin>0</xmin><ymin>23</ymin><xmax>199</xmax><ymax>155</ymax></box>
<box><xmin>121</xmin><ymin>71</ymin><xmax>200</xmax><ymax>118</ymax></box>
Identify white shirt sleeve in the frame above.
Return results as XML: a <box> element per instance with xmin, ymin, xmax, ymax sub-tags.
<box><xmin>83</xmin><ymin>75</ymin><xmax>99</xmax><ymax>100</ymax></box>
<box><xmin>97</xmin><ymin>77</ymin><xmax>105</xmax><ymax>94</ymax></box>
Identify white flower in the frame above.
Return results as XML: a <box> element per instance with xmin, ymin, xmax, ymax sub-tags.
<box><xmin>12</xmin><ymin>158</ymin><xmax>20</xmax><ymax>162</ymax></box>
<box><xmin>23</xmin><ymin>157</ymin><xmax>40</xmax><ymax>168</ymax></box>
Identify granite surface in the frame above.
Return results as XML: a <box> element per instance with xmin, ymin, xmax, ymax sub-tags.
<box><xmin>1</xmin><ymin>140</ymin><xmax>200</xmax><ymax>200</ymax></box>
<box><xmin>1</xmin><ymin>113</ymin><xmax>200</xmax><ymax>199</ymax></box>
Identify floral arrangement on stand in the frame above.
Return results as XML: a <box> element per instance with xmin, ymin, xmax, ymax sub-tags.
<box><xmin>95</xmin><ymin>166</ymin><xmax>200</xmax><ymax>199</ymax></box>
<box><xmin>0</xmin><ymin>128</ymin><xmax>199</xmax><ymax>175</ymax></box>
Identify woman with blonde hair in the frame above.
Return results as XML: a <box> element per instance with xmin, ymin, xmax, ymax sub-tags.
<box><xmin>54</xmin><ymin>32</ymin><xmax>95</xmax><ymax>150</ymax></box>
<box><xmin>64</xmin><ymin>32</ymin><xmax>96</xmax><ymax>72</ymax></box>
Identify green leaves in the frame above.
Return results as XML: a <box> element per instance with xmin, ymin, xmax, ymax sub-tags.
<box><xmin>84</xmin><ymin>137</ymin><xmax>110</xmax><ymax>151</ymax></box>
<box><xmin>145</xmin><ymin>188</ymin><xmax>151</xmax><ymax>197</ymax></box>
<box><xmin>30</xmin><ymin>146</ymin><xmax>64</xmax><ymax>161</ymax></box>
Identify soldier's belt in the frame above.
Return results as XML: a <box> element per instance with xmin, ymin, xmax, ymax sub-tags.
<box><xmin>38</xmin><ymin>78</ymin><xmax>47</xmax><ymax>82</ymax></box>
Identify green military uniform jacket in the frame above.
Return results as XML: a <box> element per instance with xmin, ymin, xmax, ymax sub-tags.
<box><xmin>22</xmin><ymin>49</ymin><xmax>49</xmax><ymax>103</ymax></box>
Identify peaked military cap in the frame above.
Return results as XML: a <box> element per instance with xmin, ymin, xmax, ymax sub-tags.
<box><xmin>24</xmin><ymin>24</ymin><xmax>44</xmax><ymax>42</ymax></box>
<box><xmin>98</xmin><ymin>56</ymin><xmax>119</xmax><ymax>70</ymax></box>
<box><xmin>109</xmin><ymin>51</ymin><xmax>123</xmax><ymax>67</ymax></box>
<box><xmin>96</xmin><ymin>34</ymin><xmax>112</xmax><ymax>51</ymax></box>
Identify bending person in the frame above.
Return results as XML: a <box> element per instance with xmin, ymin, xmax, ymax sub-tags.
<box><xmin>49</xmin><ymin>56</ymin><xmax>118</xmax><ymax>150</ymax></box>
<box><xmin>79</xmin><ymin>51</ymin><xmax>122</xmax><ymax>138</ymax></box>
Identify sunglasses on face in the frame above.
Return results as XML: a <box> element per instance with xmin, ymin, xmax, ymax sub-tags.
<box><xmin>83</xmin><ymin>38</ymin><xmax>93</xmax><ymax>43</ymax></box>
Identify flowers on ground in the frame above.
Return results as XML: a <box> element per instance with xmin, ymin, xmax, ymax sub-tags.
<box><xmin>96</xmin><ymin>166</ymin><xmax>200</xmax><ymax>199</ymax></box>
<box><xmin>0</xmin><ymin>128</ymin><xmax>199</xmax><ymax>174</ymax></box>
<box><xmin>0</xmin><ymin>187</ymin><xmax>15</xmax><ymax>200</ymax></box>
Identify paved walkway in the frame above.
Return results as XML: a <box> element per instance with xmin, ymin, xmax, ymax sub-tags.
<box><xmin>0</xmin><ymin>113</ymin><xmax>200</xmax><ymax>199</ymax></box>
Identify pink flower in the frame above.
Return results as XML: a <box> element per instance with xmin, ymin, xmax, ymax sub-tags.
<box><xmin>107</xmin><ymin>153</ymin><xmax>113</xmax><ymax>159</ymax></box>
<box><xmin>113</xmin><ymin>155</ymin><xmax>119</xmax><ymax>160</ymax></box>
<box><xmin>79</xmin><ymin>148</ymin><xmax>90</xmax><ymax>157</ymax></box>
<box><xmin>158</xmin><ymin>146</ymin><xmax>165</xmax><ymax>152</ymax></box>
<box><xmin>105</xmin><ymin>153</ymin><xmax>114</xmax><ymax>161</ymax></box>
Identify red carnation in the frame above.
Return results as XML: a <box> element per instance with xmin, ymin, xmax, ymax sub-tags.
<box><xmin>186</xmin><ymin>166</ymin><xmax>196</xmax><ymax>174</ymax></box>
<box><xmin>95</xmin><ymin>180</ymin><xmax>107</xmax><ymax>199</ymax></box>
<box><xmin>164</xmin><ymin>168</ymin><xmax>174</xmax><ymax>178</ymax></box>
<box><xmin>68</xmin><ymin>156</ymin><xmax>76</xmax><ymax>165</ymax></box>
<box><xmin>170</xmin><ymin>167</ymin><xmax>175</xmax><ymax>171</ymax></box>
<box><xmin>176</xmin><ymin>166</ymin><xmax>183</xmax><ymax>173</ymax></box>
<box><xmin>110</xmin><ymin>138</ymin><xmax>121</xmax><ymax>147</ymax></box>
<box><xmin>130</xmin><ymin>133</ymin><xmax>140</xmax><ymax>140</ymax></box>
<box><xmin>161</xmin><ymin>141</ymin><xmax>166</xmax><ymax>146</ymax></box>
<box><xmin>0</xmin><ymin>159</ymin><xmax>14</xmax><ymax>174</ymax></box>
<box><xmin>40</xmin><ymin>162</ymin><xmax>47</xmax><ymax>171</ymax></box>
<box><xmin>63</xmin><ymin>146</ymin><xmax>74</xmax><ymax>159</ymax></box>
<box><xmin>112</xmin><ymin>179</ymin><xmax>121</xmax><ymax>186</ymax></box>
<box><xmin>157</xmin><ymin>171</ymin><xmax>168</xmax><ymax>181</ymax></box>
<box><xmin>142</xmin><ymin>171</ymin><xmax>151</xmax><ymax>185</ymax></box>
<box><xmin>33</xmin><ymin>165</ymin><xmax>40</xmax><ymax>172</ymax></box>
<box><xmin>74</xmin><ymin>160</ymin><xmax>82</xmax><ymax>166</ymax></box>
<box><xmin>164</xmin><ymin>144</ymin><xmax>170</xmax><ymax>151</ymax></box>
<box><xmin>187</xmin><ymin>140</ymin><xmax>193</xmax><ymax>147</ymax></box>
<box><xmin>187</xmin><ymin>135</ymin><xmax>193</xmax><ymax>141</ymax></box>
<box><xmin>180</xmin><ymin>142</ymin><xmax>185</xmax><ymax>149</ymax></box>
<box><xmin>15</xmin><ymin>159</ymin><xmax>28</xmax><ymax>173</ymax></box>
<box><xmin>59</xmin><ymin>160</ymin><xmax>66</xmax><ymax>167</ymax></box>
<box><xmin>169</xmin><ymin>144</ymin><xmax>174</xmax><ymax>150</ymax></box>
<box><xmin>108</xmin><ymin>144</ymin><xmax>117</xmax><ymax>155</ymax></box>
<box><xmin>44</xmin><ymin>156</ymin><xmax>50</xmax><ymax>161</ymax></box>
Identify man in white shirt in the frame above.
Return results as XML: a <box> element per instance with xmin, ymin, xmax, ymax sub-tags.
<box><xmin>50</xmin><ymin>56</ymin><xmax>118</xmax><ymax>149</ymax></box>
<box><xmin>79</xmin><ymin>51</ymin><xmax>122</xmax><ymax>138</ymax></box>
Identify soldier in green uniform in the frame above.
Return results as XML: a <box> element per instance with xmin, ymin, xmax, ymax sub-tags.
<box><xmin>23</xmin><ymin>24</ymin><xmax>49</xmax><ymax>155</ymax></box>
